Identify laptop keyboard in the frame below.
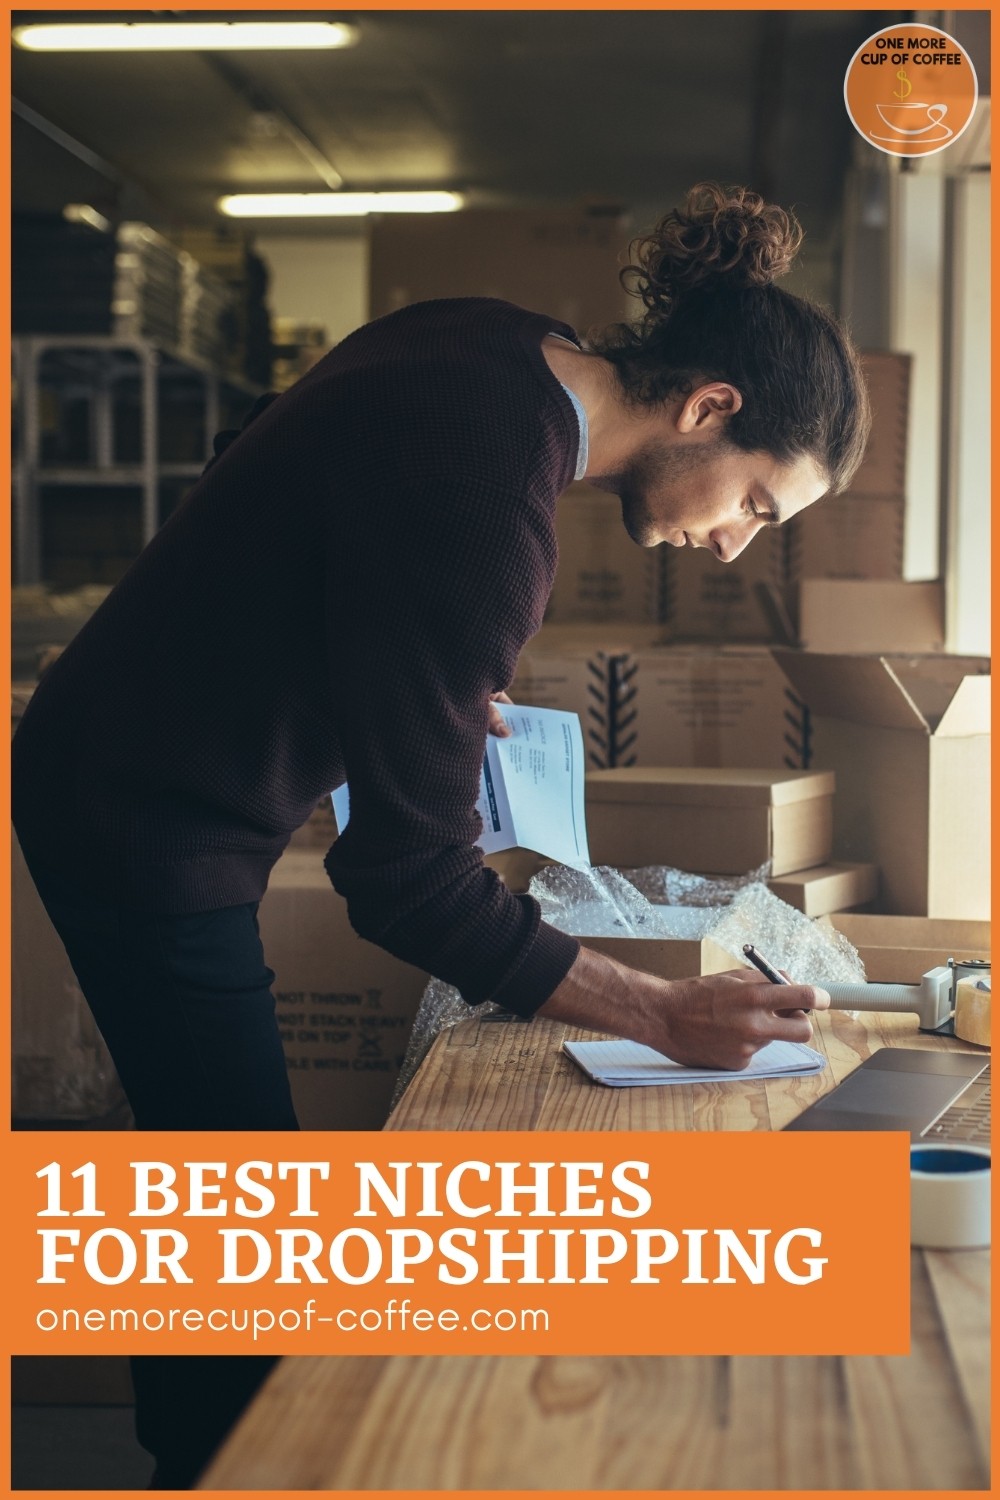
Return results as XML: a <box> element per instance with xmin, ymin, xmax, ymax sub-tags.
<box><xmin>923</xmin><ymin>1066</ymin><xmax>991</xmax><ymax>1143</ymax></box>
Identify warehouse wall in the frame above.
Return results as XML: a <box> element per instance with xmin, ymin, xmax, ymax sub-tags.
<box><xmin>254</xmin><ymin>233</ymin><xmax>369</xmax><ymax>349</ymax></box>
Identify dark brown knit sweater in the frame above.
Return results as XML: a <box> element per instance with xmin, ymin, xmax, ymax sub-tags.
<box><xmin>12</xmin><ymin>298</ymin><xmax>584</xmax><ymax>1015</ymax></box>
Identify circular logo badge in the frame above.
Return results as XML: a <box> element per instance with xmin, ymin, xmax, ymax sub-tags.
<box><xmin>844</xmin><ymin>23</ymin><xmax>978</xmax><ymax>158</ymax></box>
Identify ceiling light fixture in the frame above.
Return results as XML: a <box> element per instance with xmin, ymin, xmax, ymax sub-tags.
<box><xmin>13</xmin><ymin>22</ymin><xmax>358</xmax><ymax>52</ymax></box>
<box><xmin>63</xmin><ymin>204</ymin><xmax>112</xmax><ymax>233</ymax></box>
<box><xmin>218</xmin><ymin>192</ymin><xmax>464</xmax><ymax>218</ymax></box>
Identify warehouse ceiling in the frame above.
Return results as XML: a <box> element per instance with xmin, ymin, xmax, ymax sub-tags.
<box><xmin>14</xmin><ymin>9</ymin><xmax>900</xmax><ymax>245</ymax></box>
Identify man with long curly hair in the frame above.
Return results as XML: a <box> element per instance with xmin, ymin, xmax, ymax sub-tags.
<box><xmin>13</xmin><ymin>183</ymin><xmax>869</xmax><ymax>1486</ymax></box>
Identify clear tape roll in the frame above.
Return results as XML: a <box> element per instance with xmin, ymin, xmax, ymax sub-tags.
<box><xmin>910</xmin><ymin>1145</ymin><xmax>991</xmax><ymax>1249</ymax></box>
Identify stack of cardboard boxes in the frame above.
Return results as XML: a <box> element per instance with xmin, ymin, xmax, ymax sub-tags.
<box><xmin>769</xmin><ymin>349</ymin><xmax>990</xmax><ymax>958</ymax></box>
<box><xmin>508</xmin><ymin>633</ymin><xmax>880</xmax><ymax>916</ymax></box>
<box><xmin>787</xmin><ymin>353</ymin><xmax>946</xmax><ymax>653</ymax></box>
<box><xmin>547</xmin><ymin>353</ymin><xmax>948</xmax><ymax>654</ymax></box>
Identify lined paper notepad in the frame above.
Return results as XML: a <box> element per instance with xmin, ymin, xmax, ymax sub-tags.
<box><xmin>563</xmin><ymin>1038</ymin><xmax>826</xmax><ymax>1087</ymax></box>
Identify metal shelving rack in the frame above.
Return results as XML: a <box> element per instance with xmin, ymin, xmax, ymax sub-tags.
<box><xmin>13</xmin><ymin>334</ymin><xmax>264</xmax><ymax>584</ymax></box>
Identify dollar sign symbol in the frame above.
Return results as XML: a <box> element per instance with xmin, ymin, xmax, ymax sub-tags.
<box><xmin>894</xmin><ymin>67</ymin><xmax>912</xmax><ymax>101</ymax></box>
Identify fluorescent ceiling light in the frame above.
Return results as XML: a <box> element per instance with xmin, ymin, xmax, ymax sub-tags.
<box><xmin>13</xmin><ymin>22</ymin><xmax>357</xmax><ymax>52</ymax></box>
<box><xmin>218</xmin><ymin>192</ymin><xmax>464</xmax><ymax>218</ymax></box>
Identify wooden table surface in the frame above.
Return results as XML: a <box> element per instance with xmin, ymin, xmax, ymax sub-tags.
<box><xmin>203</xmin><ymin>1010</ymin><xmax>990</xmax><ymax>1491</ymax></box>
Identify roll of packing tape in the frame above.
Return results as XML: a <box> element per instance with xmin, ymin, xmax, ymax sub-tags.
<box><xmin>954</xmin><ymin>976</ymin><xmax>991</xmax><ymax>1047</ymax></box>
<box><xmin>910</xmin><ymin>1144</ymin><xmax>991</xmax><ymax>1249</ymax></box>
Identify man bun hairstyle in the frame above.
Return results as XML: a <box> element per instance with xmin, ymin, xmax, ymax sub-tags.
<box><xmin>592</xmin><ymin>183</ymin><xmax>871</xmax><ymax>494</ymax></box>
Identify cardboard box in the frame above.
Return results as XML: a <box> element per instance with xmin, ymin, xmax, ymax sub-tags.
<box><xmin>258</xmin><ymin>853</ymin><xmax>429</xmax><ymax>1129</ymax></box>
<box><xmin>585</xmin><ymin>767</ymin><xmax>835</xmax><ymax>877</ymax></box>
<box><xmin>789</xmin><ymin>496</ymin><xmax>905</xmax><ymax>580</ymax></box>
<box><xmin>547</xmin><ymin>485</ymin><xmax>665</xmax><ymax>625</ymax></box>
<box><xmin>824</xmin><ymin>914</ymin><xmax>990</xmax><ymax>985</ymax></box>
<box><xmin>773</xmin><ymin>652</ymin><xmax>990</xmax><ymax>920</ymax></box>
<box><xmin>663</xmin><ymin>529</ymin><xmax>789</xmax><ymax>641</ymax></box>
<box><xmin>510</xmin><ymin>626</ymin><xmax>666</xmax><ymax>768</ymax></box>
<box><xmin>797</xmin><ymin>580</ymin><xmax>944</xmax><ymax>654</ymax></box>
<box><xmin>850</xmin><ymin>352</ymin><xmax>910</xmax><ymax>496</ymax></box>
<box><xmin>577</xmin><ymin>933</ymin><xmax>739</xmax><ymax>982</ymax></box>
<box><xmin>287</xmin><ymin>794</ymin><xmax>338</xmax><ymax>850</ymax></box>
<box><xmin>370</xmin><ymin>209</ymin><xmax>631</xmax><ymax>333</ymax></box>
<box><xmin>510</xmin><ymin>629</ymin><xmax>808</xmax><ymax>771</ymax></box>
<box><xmin>618</xmin><ymin>645</ymin><xmax>810</xmax><ymax>770</ymax></box>
<box><xmin>484</xmin><ymin>848</ymin><xmax>551</xmax><ymax>892</ymax></box>
<box><xmin>768</xmin><ymin>862</ymin><xmax>878</xmax><ymax>917</ymax></box>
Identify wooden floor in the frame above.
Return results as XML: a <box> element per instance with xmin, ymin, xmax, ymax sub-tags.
<box><xmin>203</xmin><ymin>1010</ymin><xmax>990</xmax><ymax>1491</ymax></box>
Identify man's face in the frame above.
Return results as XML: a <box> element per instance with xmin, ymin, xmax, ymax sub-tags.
<box><xmin>597</xmin><ymin>435</ymin><xmax>828</xmax><ymax>560</ymax></box>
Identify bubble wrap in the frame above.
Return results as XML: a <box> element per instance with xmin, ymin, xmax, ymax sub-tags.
<box><xmin>527</xmin><ymin>863</ymin><xmax>722</xmax><ymax>937</ymax></box>
<box><xmin>622</xmin><ymin>861</ymin><xmax>771</xmax><ymax>908</ymax></box>
<box><xmin>704</xmin><ymin>884</ymin><xmax>866</xmax><ymax>986</ymax></box>
<box><xmin>389</xmin><ymin>864</ymin><xmax>866</xmax><ymax>1111</ymax></box>
<box><xmin>390</xmin><ymin>978</ymin><xmax>505</xmax><ymax>1111</ymax></box>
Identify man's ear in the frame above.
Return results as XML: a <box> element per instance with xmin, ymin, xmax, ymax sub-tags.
<box><xmin>676</xmin><ymin>382</ymin><xmax>743</xmax><ymax>434</ymax></box>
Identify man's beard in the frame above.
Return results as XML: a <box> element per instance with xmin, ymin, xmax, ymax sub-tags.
<box><xmin>595</xmin><ymin>437</ymin><xmax>726</xmax><ymax>548</ymax></box>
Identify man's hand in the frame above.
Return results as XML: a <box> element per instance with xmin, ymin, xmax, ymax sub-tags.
<box><xmin>536</xmin><ymin>946</ymin><xmax>830</xmax><ymax>1071</ymax></box>
<box><xmin>627</xmin><ymin>967</ymin><xmax>828</xmax><ymax>1070</ymax></box>
<box><xmin>488</xmin><ymin>691</ymin><xmax>513</xmax><ymax>738</ymax></box>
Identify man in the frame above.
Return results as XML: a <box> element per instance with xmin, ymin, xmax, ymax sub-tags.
<box><xmin>12</xmin><ymin>183</ymin><xmax>870</xmax><ymax>1484</ymax></box>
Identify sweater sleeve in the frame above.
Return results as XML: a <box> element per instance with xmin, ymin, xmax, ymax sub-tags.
<box><xmin>321</xmin><ymin>474</ymin><xmax>580</xmax><ymax>1016</ymax></box>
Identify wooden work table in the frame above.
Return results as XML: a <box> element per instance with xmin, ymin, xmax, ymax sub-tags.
<box><xmin>203</xmin><ymin>1009</ymin><xmax>990</xmax><ymax>1491</ymax></box>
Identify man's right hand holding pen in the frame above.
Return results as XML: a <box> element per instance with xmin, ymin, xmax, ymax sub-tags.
<box><xmin>536</xmin><ymin>944</ymin><xmax>831</xmax><ymax>1072</ymax></box>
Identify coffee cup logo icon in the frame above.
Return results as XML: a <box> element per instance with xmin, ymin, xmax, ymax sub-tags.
<box><xmin>845</xmin><ymin>24</ymin><xmax>977</xmax><ymax>158</ymax></box>
<box><xmin>872</xmin><ymin>101</ymin><xmax>953</xmax><ymax>144</ymax></box>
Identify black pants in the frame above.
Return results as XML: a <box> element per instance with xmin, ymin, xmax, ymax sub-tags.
<box><xmin>25</xmin><ymin>864</ymin><xmax>300</xmax><ymax>1488</ymax></box>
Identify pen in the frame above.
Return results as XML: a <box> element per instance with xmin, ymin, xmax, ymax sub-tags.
<box><xmin>742</xmin><ymin>943</ymin><xmax>792</xmax><ymax>986</ymax></box>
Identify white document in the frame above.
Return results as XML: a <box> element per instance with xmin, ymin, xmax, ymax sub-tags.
<box><xmin>330</xmin><ymin>703</ymin><xmax>590</xmax><ymax>868</ymax></box>
<box><xmin>563</xmin><ymin>1037</ymin><xmax>826</xmax><ymax>1088</ymax></box>
<box><xmin>478</xmin><ymin>703</ymin><xmax>590</xmax><ymax>866</ymax></box>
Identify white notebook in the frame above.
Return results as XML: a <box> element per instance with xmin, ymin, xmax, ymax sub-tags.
<box><xmin>563</xmin><ymin>1038</ymin><xmax>826</xmax><ymax>1088</ymax></box>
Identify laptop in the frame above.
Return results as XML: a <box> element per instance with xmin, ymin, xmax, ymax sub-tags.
<box><xmin>784</xmin><ymin>1048</ymin><xmax>991</xmax><ymax>1142</ymax></box>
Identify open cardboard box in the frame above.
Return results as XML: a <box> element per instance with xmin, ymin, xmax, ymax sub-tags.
<box><xmin>823</xmin><ymin>914</ymin><xmax>990</xmax><ymax>985</ymax></box>
<box><xmin>773</xmin><ymin>651</ymin><xmax>990</xmax><ymax>920</ymax></box>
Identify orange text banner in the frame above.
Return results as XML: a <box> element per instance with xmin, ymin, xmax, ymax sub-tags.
<box><xmin>8</xmin><ymin>1130</ymin><xmax>910</xmax><ymax>1356</ymax></box>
